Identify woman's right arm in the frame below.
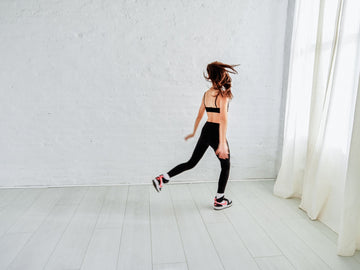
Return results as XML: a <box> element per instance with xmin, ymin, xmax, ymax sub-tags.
<box><xmin>185</xmin><ymin>95</ymin><xmax>206</xmax><ymax>140</ymax></box>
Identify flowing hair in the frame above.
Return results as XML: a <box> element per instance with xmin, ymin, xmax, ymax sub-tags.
<box><xmin>203</xmin><ymin>61</ymin><xmax>239</xmax><ymax>99</ymax></box>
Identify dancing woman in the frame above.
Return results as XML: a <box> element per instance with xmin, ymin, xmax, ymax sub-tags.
<box><xmin>152</xmin><ymin>61</ymin><xmax>238</xmax><ymax>210</ymax></box>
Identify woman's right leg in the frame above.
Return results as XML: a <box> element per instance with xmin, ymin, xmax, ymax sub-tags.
<box><xmin>167</xmin><ymin>134</ymin><xmax>209</xmax><ymax>178</ymax></box>
<box><xmin>209</xmin><ymin>138</ymin><xmax>231</xmax><ymax>194</ymax></box>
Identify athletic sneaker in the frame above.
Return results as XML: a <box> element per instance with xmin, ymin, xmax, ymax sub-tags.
<box><xmin>152</xmin><ymin>174</ymin><xmax>169</xmax><ymax>192</ymax></box>
<box><xmin>213</xmin><ymin>196</ymin><xmax>232</xmax><ymax>210</ymax></box>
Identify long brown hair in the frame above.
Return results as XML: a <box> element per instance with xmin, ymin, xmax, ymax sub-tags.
<box><xmin>203</xmin><ymin>61</ymin><xmax>239</xmax><ymax>99</ymax></box>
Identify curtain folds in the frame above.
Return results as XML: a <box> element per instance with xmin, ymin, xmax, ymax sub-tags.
<box><xmin>274</xmin><ymin>0</ymin><xmax>360</xmax><ymax>256</ymax></box>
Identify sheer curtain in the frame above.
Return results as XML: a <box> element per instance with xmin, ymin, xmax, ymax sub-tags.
<box><xmin>274</xmin><ymin>0</ymin><xmax>360</xmax><ymax>256</ymax></box>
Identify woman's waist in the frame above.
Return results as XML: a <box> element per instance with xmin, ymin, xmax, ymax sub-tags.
<box><xmin>205</xmin><ymin>121</ymin><xmax>220</xmax><ymax>125</ymax></box>
<box><xmin>206</xmin><ymin>114</ymin><xmax>221</xmax><ymax>124</ymax></box>
<box><xmin>203</xmin><ymin>121</ymin><xmax>220</xmax><ymax>131</ymax></box>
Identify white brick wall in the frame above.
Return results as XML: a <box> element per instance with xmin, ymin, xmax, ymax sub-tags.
<box><xmin>0</xmin><ymin>0</ymin><xmax>289</xmax><ymax>187</ymax></box>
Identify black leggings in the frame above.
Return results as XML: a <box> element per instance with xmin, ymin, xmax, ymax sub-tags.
<box><xmin>167</xmin><ymin>121</ymin><xmax>230</xmax><ymax>193</ymax></box>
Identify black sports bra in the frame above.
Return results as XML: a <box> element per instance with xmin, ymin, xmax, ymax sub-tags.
<box><xmin>203</xmin><ymin>91</ymin><xmax>229</xmax><ymax>113</ymax></box>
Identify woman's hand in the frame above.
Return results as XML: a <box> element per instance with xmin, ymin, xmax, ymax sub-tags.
<box><xmin>216</xmin><ymin>143</ymin><xmax>229</xmax><ymax>159</ymax></box>
<box><xmin>185</xmin><ymin>133</ymin><xmax>195</xmax><ymax>141</ymax></box>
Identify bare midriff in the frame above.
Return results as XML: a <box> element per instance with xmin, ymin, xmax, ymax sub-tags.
<box><xmin>206</xmin><ymin>112</ymin><xmax>221</xmax><ymax>123</ymax></box>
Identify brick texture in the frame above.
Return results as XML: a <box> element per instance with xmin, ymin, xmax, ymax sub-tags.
<box><xmin>0</xmin><ymin>0</ymin><xmax>289</xmax><ymax>187</ymax></box>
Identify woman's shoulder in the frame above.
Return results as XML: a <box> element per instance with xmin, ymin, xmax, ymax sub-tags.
<box><xmin>206</xmin><ymin>87</ymin><xmax>220</xmax><ymax>96</ymax></box>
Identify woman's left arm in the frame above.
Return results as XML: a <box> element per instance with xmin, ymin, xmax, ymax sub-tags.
<box><xmin>215</xmin><ymin>95</ymin><xmax>229</xmax><ymax>159</ymax></box>
<box><xmin>185</xmin><ymin>99</ymin><xmax>205</xmax><ymax>140</ymax></box>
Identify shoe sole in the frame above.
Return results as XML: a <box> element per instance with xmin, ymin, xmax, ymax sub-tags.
<box><xmin>152</xmin><ymin>179</ymin><xmax>161</xmax><ymax>192</ymax></box>
<box><xmin>213</xmin><ymin>203</ymin><xmax>233</xmax><ymax>210</ymax></box>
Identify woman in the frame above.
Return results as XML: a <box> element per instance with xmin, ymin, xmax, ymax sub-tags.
<box><xmin>152</xmin><ymin>61</ymin><xmax>238</xmax><ymax>210</ymax></box>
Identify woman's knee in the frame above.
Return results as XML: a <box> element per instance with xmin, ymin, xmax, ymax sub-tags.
<box><xmin>187</xmin><ymin>159</ymin><xmax>198</xmax><ymax>169</ymax></box>
<box><xmin>220</xmin><ymin>158</ymin><xmax>230</xmax><ymax>170</ymax></box>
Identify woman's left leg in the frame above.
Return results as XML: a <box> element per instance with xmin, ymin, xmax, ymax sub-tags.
<box><xmin>152</xmin><ymin>123</ymin><xmax>211</xmax><ymax>192</ymax></box>
<box><xmin>167</xmin><ymin>133</ymin><xmax>209</xmax><ymax>178</ymax></box>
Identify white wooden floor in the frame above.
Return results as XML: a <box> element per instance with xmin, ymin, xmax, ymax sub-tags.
<box><xmin>0</xmin><ymin>180</ymin><xmax>360</xmax><ymax>270</ymax></box>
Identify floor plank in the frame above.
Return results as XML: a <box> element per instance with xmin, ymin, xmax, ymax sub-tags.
<box><xmin>0</xmin><ymin>181</ymin><xmax>359</xmax><ymax>270</ymax></box>
<box><xmin>150</xmin><ymin>185</ymin><xmax>186</xmax><ymax>265</ymax></box>
<box><xmin>54</xmin><ymin>186</ymin><xmax>88</xmax><ymax>206</ymax></box>
<box><xmin>81</xmin><ymin>228</ymin><xmax>122</xmax><ymax>270</ymax></box>
<box><xmin>0</xmin><ymin>232</ymin><xmax>32</xmax><ymax>269</ymax></box>
<box><xmin>81</xmin><ymin>186</ymin><xmax>128</xmax><ymax>270</ymax></box>
<box><xmin>206</xmin><ymin>222</ymin><xmax>260</xmax><ymax>270</ymax></box>
<box><xmin>0</xmin><ymin>189</ymin><xmax>26</xmax><ymax>210</ymax></box>
<box><xmin>96</xmin><ymin>185</ymin><xmax>128</xmax><ymax>229</ymax></box>
<box><xmin>189</xmin><ymin>183</ymin><xmax>228</xmax><ymax>224</ymax></box>
<box><xmin>229</xmin><ymin>182</ymin><xmax>331</xmax><ymax>270</ymax></box>
<box><xmin>0</xmin><ymin>189</ymin><xmax>43</xmax><ymax>238</ymax></box>
<box><xmin>255</xmin><ymin>256</ymin><xmax>295</xmax><ymax>270</ymax></box>
<box><xmin>252</xmin><ymin>181</ymin><xmax>360</xmax><ymax>269</ymax></box>
<box><xmin>170</xmin><ymin>184</ymin><xmax>224</xmax><ymax>270</ymax></box>
<box><xmin>190</xmin><ymin>183</ymin><xmax>259</xmax><ymax>269</ymax></box>
<box><xmin>117</xmin><ymin>185</ymin><xmax>152</xmax><ymax>270</ymax></box>
<box><xmin>44</xmin><ymin>186</ymin><xmax>108</xmax><ymax>270</ymax></box>
<box><xmin>7</xmin><ymin>203</ymin><xmax>78</xmax><ymax>270</ymax></box>
<box><xmin>354</xmin><ymin>251</ymin><xmax>360</xmax><ymax>264</ymax></box>
<box><xmin>8</xmin><ymin>187</ymin><xmax>65</xmax><ymax>233</ymax></box>
<box><xmin>153</xmin><ymin>262</ymin><xmax>188</xmax><ymax>270</ymax></box>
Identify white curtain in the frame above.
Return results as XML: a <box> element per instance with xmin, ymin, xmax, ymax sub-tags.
<box><xmin>274</xmin><ymin>0</ymin><xmax>360</xmax><ymax>256</ymax></box>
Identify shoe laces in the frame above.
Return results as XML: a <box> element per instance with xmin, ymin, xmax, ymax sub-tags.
<box><xmin>156</xmin><ymin>175</ymin><xmax>163</xmax><ymax>188</ymax></box>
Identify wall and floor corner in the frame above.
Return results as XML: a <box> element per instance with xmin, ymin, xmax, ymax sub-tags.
<box><xmin>0</xmin><ymin>0</ymin><xmax>291</xmax><ymax>187</ymax></box>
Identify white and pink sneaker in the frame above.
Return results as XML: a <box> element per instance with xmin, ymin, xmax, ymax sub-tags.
<box><xmin>152</xmin><ymin>174</ymin><xmax>170</xmax><ymax>192</ymax></box>
<box><xmin>213</xmin><ymin>196</ymin><xmax>232</xmax><ymax>210</ymax></box>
